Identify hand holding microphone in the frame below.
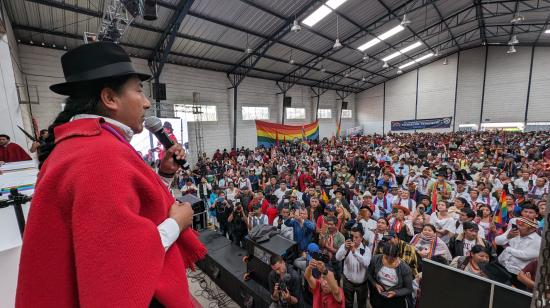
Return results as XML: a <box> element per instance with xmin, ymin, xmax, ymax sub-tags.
<box><xmin>144</xmin><ymin>117</ymin><xmax>189</xmax><ymax>175</ymax></box>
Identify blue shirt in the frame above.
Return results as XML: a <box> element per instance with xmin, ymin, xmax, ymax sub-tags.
<box><xmin>284</xmin><ymin>219</ymin><xmax>315</xmax><ymax>251</ymax></box>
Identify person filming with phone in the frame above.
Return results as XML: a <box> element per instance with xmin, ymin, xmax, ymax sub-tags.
<box><xmin>335</xmin><ymin>225</ymin><xmax>371</xmax><ymax>308</ymax></box>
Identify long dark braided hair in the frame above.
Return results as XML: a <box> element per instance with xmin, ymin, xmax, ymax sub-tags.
<box><xmin>38</xmin><ymin>75</ymin><xmax>133</xmax><ymax>169</ymax></box>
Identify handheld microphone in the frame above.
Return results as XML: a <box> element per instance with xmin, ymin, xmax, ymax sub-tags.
<box><xmin>144</xmin><ymin>116</ymin><xmax>189</xmax><ymax>170</ymax></box>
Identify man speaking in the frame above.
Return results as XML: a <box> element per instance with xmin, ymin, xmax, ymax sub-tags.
<box><xmin>16</xmin><ymin>42</ymin><xmax>206</xmax><ymax>307</ymax></box>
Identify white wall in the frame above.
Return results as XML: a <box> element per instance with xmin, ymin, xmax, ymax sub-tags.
<box><xmin>0</xmin><ymin>6</ymin><xmax>27</xmax><ymax>148</ymax></box>
<box><xmin>357</xmin><ymin>46</ymin><xmax>550</xmax><ymax>134</ymax></box>
<box><xmin>356</xmin><ymin>84</ymin><xmax>384</xmax><ymax>134</ymax></box>
<box><xmin>455</xmin><ymin>47</ymin><xmax>486</xmax><ymax>126</ymax></box>
<box><xmin>417</xmin><ymin>54</ymin><xmax>457</xmax><ymax>132</ymax></box>
<box><xmin>527</xmin><ymin>47</ymin><xmax>550</xmax><ymax>122</ymax></box>
<box><xmin>14</xmin><ymin>44</ymin><xmax>355</xmax><ymax>159</ymax></box>
<box><xmin>384</xmin><ymin>69</ymin><xmax>417</xmax><ymax>133</ymax></box>
<box><xmin>483</xmin><ymin>46</ymin><xmax>530</xmax><ymax>123</ymax></box>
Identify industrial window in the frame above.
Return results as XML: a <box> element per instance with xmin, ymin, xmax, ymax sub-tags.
<box><xmin>286</xmin><ymin>108</ymin><xmax>306</xmax><ymax>119</ymax></box>
<box><xmin>341</xmin><ymin>109</ymin><xmax>353</xmax><ymax>118</ymax></box>
<box><xmin>174</xmin><ymin>104</ymin><xmax>217</xmax><ymax>122</ymax></box>
<box><xmin>317</xmin><ymin>109</ymin><xmax>332</xmax><ymax>119</ymax></box>
<box><xmin>242</xmin><ymin>106</ymin><xmax>269</xmax><ymax>120</ymax></box>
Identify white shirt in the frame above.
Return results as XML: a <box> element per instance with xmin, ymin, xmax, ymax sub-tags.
<box><xmin>462</xmin><ymin>239</ymin><xmax>476</xmax><ymax>256</ymax></box>
<box><xmin>273</xmin><ymin>217</ymin><xmax>293</xmax><ymax>240</ymax></box>
<box><xmin>496</xmin><ymin>232</ymin><xmax>541</xmax><ymax>274</ymax></box>
<box><xmin>335</xmin><ymin>243</ymin><xmax>371</xmax><ymax>284</ymax></box>
<box><xmin>513</xmin><ymin>178</ymin><xmax>530</xmax><ymax>193</ymax></box>
<box><xmin>476</xmin><ymin>195</ymin><xmax>499</xmax><ymax>212</ymax></box>
<box><xmin>378</xmin><ymin>266</ymin><xmax>399</xmax><ymax>288</ymax></box>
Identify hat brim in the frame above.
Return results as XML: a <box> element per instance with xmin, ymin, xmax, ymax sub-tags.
<box><xmin>50</xmin><ymin>72</ymin><xmax>151</xmax><ymax>96</ymax></box>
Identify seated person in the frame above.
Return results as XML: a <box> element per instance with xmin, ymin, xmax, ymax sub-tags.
<box><xmin>450</xmin><ymin>244</ymin><xmax>491</xmax><ymax>277</ymax></box>
<box><xmin>448</xmin><ymin>222</ymin><xmax>495</xmax><ymax>259</ymax></box>
<box><xmin>410</xmin><ymin>224</ymin><xmax>452</xmax><ymax>263</ymax></box>
<box><xmin>304</xmin><ymin>259</ymin><xmax>344</xmax><ymax>308</ymax></box>
<box><xmin>495</xmin><ymin>217</ymin><xmax>541</xmax><ymax>291</ymax></box>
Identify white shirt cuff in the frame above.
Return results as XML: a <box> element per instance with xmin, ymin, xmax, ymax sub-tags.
<box><xmin>157</xmin><ymin>218</ymin><xmax>181</xmax><ymax>251</ymax></box>
<box><xmin>159</xmin><ymin>174</ymin><xmax>173</xmax><ymax>188</ymax></box>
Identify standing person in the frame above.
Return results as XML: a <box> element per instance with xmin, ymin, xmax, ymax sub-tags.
<box><xmin>0</xmin><ymin>134</ymin><xmax>32</xmax><ymax>163</ymax></box>
<box><xmin>228</xmin><ymin>202</ymin><xmax>248</xmax><ymax>247</ymax></box>
<box><xmin>268</xmin><ymin>255</ymin><xmax>302</xmax><ymax>308</ymax></box>
<box><xmin>304</xmin><ymin>260</ymin><xmax>344</xmax><ymax>308</ymax></box>
<box><xmin>29</xmin><ymin>129</ymin><xmax>49</xmax><ymax>153</ymax></box>
<box><xmin>367</xmin><ymin>243</ymin><xmax>414</xmax><ymax>308</ymax></box>
<box><xmin>335</xmin><ymin>226</ymin><xmax>371</xmax><ymax>308</ymax></box>
<box><xmin>16</xmin><ymin>42</ymin><xmax>205</xmax><ymax>307</ymax></box>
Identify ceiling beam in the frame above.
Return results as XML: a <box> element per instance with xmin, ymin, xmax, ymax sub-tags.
<box><xmin>475</xmin><ymin>0</ymin><xmax>488</xmax><ymax>43</ymax></box>
<box><xmin>12</xmin><ymin>23</ymin><xmax>359</xmax><ymax>89</ymax></box>
<box><xmin>149</xmin><ymin>0</ymin><xmax>195</xmax><ymax>79</ymax></box>
<box><xmin>275</xmin><ymin>0</ymin><xmax>431</xmax><ymax>85</ymax></box>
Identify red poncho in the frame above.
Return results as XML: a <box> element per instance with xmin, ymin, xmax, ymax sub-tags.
<box><xmin>16</xmin><ymin>118</ymin><xmax>206</xmax><ymax>307</ymax></box>
<box><xmin>0</xmin><ymin>142</ymin><xmax>31</xmax><ymax>162</ymax></box>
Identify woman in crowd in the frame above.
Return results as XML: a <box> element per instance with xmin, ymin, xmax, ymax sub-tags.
<box><xmin>388</xmin><ymin>206</ymin><xmax>414</xmax><ymax>242</ymax></box>
<box><xmin>429</xmin><ymin>201</ymin><xmax>456</xmax><ymax>244</ymax></box>
<box><xmin>476</xmin><ymin>204</ymin><xmax>497</xmax><ymax>242</ymax></box>
<box><xmin>450</xmin><ymin>245</ymin><xmax>491</xmax><ymax>277</ymax></box>
<box><xmin>367</xmin><ymin>242</ymin><xmax>414</xmax><ymax>308</ymax></box>
<box><xmin>410</xmin><ymin>224</ymin><xmax>452</xmax><ymax>262</ymax></box>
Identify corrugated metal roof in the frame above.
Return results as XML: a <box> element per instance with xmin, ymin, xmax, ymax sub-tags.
<box><xmin>7</xmin><ymin>0</ymin><xmax>550</xmax><ymax>93</ymax></box>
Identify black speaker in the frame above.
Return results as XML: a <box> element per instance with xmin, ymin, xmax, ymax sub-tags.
<box><xmin>152</xmin><ymin>83</ymin><xmax>166</xmax><ymax>100</ymax></box>
<box><xmin>283</xmin><ymin>96</ymin><xmax>292</xmax><ymax>108</ymax></box>
<box><xmin>342</xmin><ymin>101</ymin><xmax>348</xmax><ymax>109</ymax></box>
<box><xmin>143</xmin><ymin>0</ymin><xmax>158</xmax><ymax>21</ymax></box>
<box><xmin>244</xmin><ymin>235</ymin><xmax>297</xmax><ymax>289</ymax></box>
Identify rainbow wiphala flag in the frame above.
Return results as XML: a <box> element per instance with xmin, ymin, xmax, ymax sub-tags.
<box><xmin>255</xmin><ymin>120</ymin><xmax>319</xmax><ymax>148</ymax></box>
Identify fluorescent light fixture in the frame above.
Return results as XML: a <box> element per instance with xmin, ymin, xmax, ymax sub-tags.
<box><xmin>302</xmin><ymin>5</ymin><xmax>331</xmax><ymax>27</ymax></box>
<box><xmin>399</xmin><ymin>61</ymin><xmax>416</xmax><ymax>69</ymax></box>
<box><xmin>381</xmin><ymin>41</ymin><xmax>422</xmax><ymax>62</ymax></box>
<box><xmin>527</xmin><ymin>122</ymin><xmax>550</xmax><ymax>125</ymax></box>
<box><xmin>415</xmin><ymin>52</ymin><xmax>434</xmax><ymax>62</ymax></box>
<box><xmin>545</xmin><ymin>29</ymin><xmax>550</xmax><ymax>34</ymax></box>
<box><xmin>401</xmin><ymin>41</ymin><xmax>423</xmax><ymax>53</ymax></box>
<box><xmin>378</xmin><ymin>25</ymin><xmax>405</xmax><ymax>40</ymax></box>
<box><xmin>357</xmin><ymin>25</ymin><xmax>405</xmax><ymax>51</ymax></box>
<box><xmin>326</xmin><ymin>0</ymin><xmax>348</xmax><ymax>9</ymax></box>
<box><xmin>398</xmin><ymin>52</ymin><xmax>434</xmax><ymax>69</ymax></box>
<box><xmin>358</xmin><ymin>38</ymin><xmax>381</xmax><ymax>52</ymax></box>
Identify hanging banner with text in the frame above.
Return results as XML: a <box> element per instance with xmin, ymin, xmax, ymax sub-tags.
<box><xmin>391</xmin><ymin>117</ymin><xmax>452</xmax><ymax>131</ymax></box>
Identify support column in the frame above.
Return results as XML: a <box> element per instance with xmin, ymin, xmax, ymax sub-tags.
<box><xmin>233</xmin><ymin>86</ymin><xmax>238</xmax><ymax>149</ymax></box>
<box><xmin>479</xmin><ymin>46</ymin><xmax>489</xmax><ymax>129</ymax></box>
<box><xmin>524</xmin><ymin>46</ymin><xmax>535</xmax><ymax>125</ymax></box>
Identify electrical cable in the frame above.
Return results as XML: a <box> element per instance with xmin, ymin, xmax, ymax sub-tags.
<box><xmin>187</xmin><ymin>269</ymin><xmax>235</xmax><ymax>308</ymax></box>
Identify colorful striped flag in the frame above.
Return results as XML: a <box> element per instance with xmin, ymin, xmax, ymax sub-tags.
<box><xmin>493</xmin><ymin>190</ymin><xmax>508</xmax><ymax>225</ymax></box>
<box><xmin>255</xmin><ymin>120</ymin><xmax>319</xmax><ymax>148</ymax></box>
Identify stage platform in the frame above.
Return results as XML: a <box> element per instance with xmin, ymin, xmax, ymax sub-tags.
<box><xmin>197</xmin><ymin>230</ymin><xmax>271</xmax><ymax>308</ymax></box>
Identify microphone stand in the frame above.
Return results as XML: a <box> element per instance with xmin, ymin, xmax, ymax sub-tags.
<box><xmin>0</xmin><ymin>188</ymin><xmax>32</xmax><ymax>238</ymax></box>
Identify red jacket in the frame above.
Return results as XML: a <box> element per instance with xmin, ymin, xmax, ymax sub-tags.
<box><xmin>16</xmin><ymin>118</ymin><xmax>206</xmax><ymax>308</ymax></box>
<box><xmin>0</xmin><ymin>142</ymin><xmax>31</xmax><ymax>162</ymax></box>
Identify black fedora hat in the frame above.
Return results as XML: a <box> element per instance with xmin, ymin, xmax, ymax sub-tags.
<box><xmin>50</xmin><ymin>42</ymin><xmax>151</xmax><ymax>95</ymax></box>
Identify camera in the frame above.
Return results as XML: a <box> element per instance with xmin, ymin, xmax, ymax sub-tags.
<box><xmin>311</xmin><ymin>251</ymin><xmax>330</xmax><ymax>263</ymax></box>
<box><xmin>381</xmin><ymin>235</ymin><xmax>394</xmax><ymax>242</ymax></box>
<box><xmin>418</xmin><ymin>207</ymin><xmax>425</xmax><ymax>215</ymax></box>
<box><xmin>345</xmin><ymin>232</ymin><xmax>353</xmax><ymax>241</ymax></box>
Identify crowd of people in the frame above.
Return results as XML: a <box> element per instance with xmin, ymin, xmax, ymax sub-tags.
<box><xmin>176</xmin><ymin>130</ymin><xmax>548</xmax><ymax>308</ymax></box>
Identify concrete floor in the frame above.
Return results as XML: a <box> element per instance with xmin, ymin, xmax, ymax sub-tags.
<box><xmin>187</xmin><ymin>268</ymin><xmax>239</xmax><ymax>308</ymax></box>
